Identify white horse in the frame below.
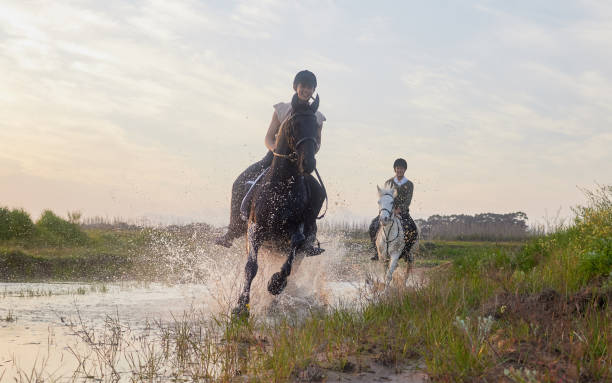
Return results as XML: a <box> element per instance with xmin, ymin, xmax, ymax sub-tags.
<box><xmin>375</xmin><ymin>186</ymin><xmax>405</xmax><ymax>285</ymax></box>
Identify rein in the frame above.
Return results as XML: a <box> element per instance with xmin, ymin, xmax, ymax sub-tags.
<box><xmin>379</xmin><ymin>197</ymin><xmax>401</xmax><ymax>256</ymax></box>
<box><xmin>314</xmin><ymin>167</ymin><xmax>327</xmax><ymax>219</ymax></box>
<box><xmin>271</xmin><ymin>113</ymin><xmax>327</xmax><ymax>220</ymax></box>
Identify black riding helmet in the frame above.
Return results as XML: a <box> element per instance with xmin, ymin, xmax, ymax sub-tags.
<box><xmin>293</xmin><ymin>70</ymin><xmax>317</xmax><ymax>90</ymax></box>
<box><xmin>393</xmin><ymin>158</ymin><xmax>407</xmax><ymax>169</ymax></box>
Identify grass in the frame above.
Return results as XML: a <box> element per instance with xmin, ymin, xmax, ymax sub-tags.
<box><xmin>0</xmin><ymin>221</ymin><xmax>220</xmax><ymax>282</ymax></box>
<box><xmin>0</xmin><ymin>226</ymin><xmax>157</xmax><ymax>281</ymax></box>
<box><xmin>149</xmin><ymin>186</ymin><xmax>607</xmax><ymax>382</ymax></box>
<box><xmin>2</xmin><ymin>309</ymin><xmax>16</xmax><ymax>322</ymax></box>
<box><xmin>3</xmin><ymin>186</ymin><xmax>611</xmax><ymax>381</ymax></box>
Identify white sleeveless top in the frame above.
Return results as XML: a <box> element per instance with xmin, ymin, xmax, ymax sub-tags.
<box><xmin>273</xmin><ymin>102</ymin><xmax>326</xmax><ymax>127</ymax></box>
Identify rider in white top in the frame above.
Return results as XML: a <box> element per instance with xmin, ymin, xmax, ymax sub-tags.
<box><xmin>369</xmin><ymin>158</ymin><xmax>418</xmax><ymax>260</ymax></box>
<box><xmin>216</xmin><ymin>70</ymin><xmax>326</xmax><ymax>247</ymax></box>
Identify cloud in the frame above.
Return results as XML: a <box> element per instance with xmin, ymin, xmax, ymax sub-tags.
<box><xmin>0</xmin><ymin>1</ymin><xmax>610</xmax><ymax>225</ymax></box>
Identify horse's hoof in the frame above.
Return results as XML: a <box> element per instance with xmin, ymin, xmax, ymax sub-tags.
<box><xmin>267</xmin><ymin>272</ymin><xmax>287</xmax><ymax>295</ymax></box>
<box><xmin>232</xmin><ymin>304</ymin><xmax>249</xmax><ymax>319</ymax></box>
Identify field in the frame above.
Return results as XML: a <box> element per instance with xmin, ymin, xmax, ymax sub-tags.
<box><xmin>1</xmin><ymin>186</ymin><xmax>611</xmax><ymax>382</ymax></box>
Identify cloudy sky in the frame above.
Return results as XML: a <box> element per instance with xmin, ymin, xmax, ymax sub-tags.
<box><xmin>1</xmin><ymin>0</ymin><xmax>610</xmax><ymax>226</ymax></box>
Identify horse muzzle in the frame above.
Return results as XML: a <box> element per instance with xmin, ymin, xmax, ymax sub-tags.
<box><xmin>300</xmin><ymin>156</ymin><xmax>316</xmax><ymax>174</ymax></box>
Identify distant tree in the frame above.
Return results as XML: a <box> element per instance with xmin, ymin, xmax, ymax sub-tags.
<box><xmin>417</xmin><ymin>212</ymin><xmax>529</xmax><ymax>241</ymax></box>
<box><xmin>67</xmin><ymin>210</ymin><xmax>82</xmax><ymax>224</ymax></box>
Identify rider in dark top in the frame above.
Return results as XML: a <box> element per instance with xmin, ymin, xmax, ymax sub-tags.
<box><xmin>369</xmin><ymin>158</ymin><xmax>418</xmax><ymax>261</ymax></box>
<box><xmin>215</xmin><ymin>70</ymin><xmax>326</xmax><ymax>248</ymax></box>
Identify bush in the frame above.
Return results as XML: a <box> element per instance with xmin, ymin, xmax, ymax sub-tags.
<box><xmin>578</xmin><ymin>245</ymin><xmax>612</xmax><ymax>282</ymax></box>
<box><xmin>36</xmin><ymin>210</ymin><xmax>89</xmax><ymax>246</ymax></box>
<box><xmin>8</xmin><ymin>209</ymin><xmax>35</xmax><ymax>239</ymax></box>
<box><xmin>0</xmin><ymin>207</ymin><xmax>9</xmax><ymax>240</ymax></box>
<box><xmin>573</xmin><ymin>185</ymin><xmax>612</xmax><ymax>250</ymax></box>
<box><xmin>0</xmin><ymin>207</ymin><xmax>35</xmax><ymax>240</ymax></box>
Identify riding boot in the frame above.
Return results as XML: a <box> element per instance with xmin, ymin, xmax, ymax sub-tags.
<box><xmin>399</xmin><ymin>213</ymin><xmax>418</xmax><ymax>262</ymax></box>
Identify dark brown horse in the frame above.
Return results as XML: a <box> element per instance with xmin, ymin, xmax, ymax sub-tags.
<box><xmin>233</xmin><ymin>95</ymin><xmax>326</xmax><ymax>317</ymax></box>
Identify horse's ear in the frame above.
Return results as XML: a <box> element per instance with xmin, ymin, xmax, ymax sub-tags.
<box><xmin>377</xmin><ymin>185</ymin><xmax>382</xmax><ymax>195</ymax></box>
<box><xmin>310</xmin><ymin>94</ymin><xmax>320</xmax><ymax>112</ymax></box>
<box><xmin>291</xmin><ymin>93</ymin><xmax>299</xmax><ymax>109</ymax></box>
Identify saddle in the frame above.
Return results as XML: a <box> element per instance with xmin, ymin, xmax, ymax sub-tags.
<box><xmin>239</xmin><ymin>167</ymin><xmax>270</xmax><ymax>221</ymax></box>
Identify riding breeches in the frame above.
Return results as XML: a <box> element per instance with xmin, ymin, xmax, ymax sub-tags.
<box><xmin>226</xmin><ymin>151</ymin><xmax>274</xmax><ymax>240</ymax></box>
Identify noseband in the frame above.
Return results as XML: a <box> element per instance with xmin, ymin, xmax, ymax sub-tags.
<box><xmin>378</xmin><ymin>193</ymin><xmax>394</xmax><ymax>220</ymax></box>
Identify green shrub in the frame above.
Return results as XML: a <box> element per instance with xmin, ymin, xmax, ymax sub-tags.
<box><xmin>0</xmin><ymin>207</ymin><xmax>35</xmax><ymax>240</ymax></box>
<box><xmin>36</xmin><ymin>210</ymin><xmax>89</xmax><ymax>246</ymax></box>
<box><xmin>0</xmin><ymin>207</ymin><xmax>9</xmax><ymax>240</ymax></box>
<box><xmin>8</xmin><ymin>209</ymin><xmax>35</xmax><ymax>239</ymax></box>
<box><xmin>578</xmin><ymin>246</ymin><xmax>612</xmax><ymax>282</ymax></box>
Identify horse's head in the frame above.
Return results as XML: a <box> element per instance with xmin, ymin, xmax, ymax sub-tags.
<box><xmin>279</xmin><ymin>94</ymin><xmax>320</xmax><ymax>174</ymax></box>
<box><xmin>377</xmin><ymin>185</ymin><xmax>397</xmax><ymax>225</ymax></box>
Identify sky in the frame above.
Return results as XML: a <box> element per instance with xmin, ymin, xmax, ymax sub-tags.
<box><xmin>1</xmin><ymin>0</ymin><xmax>611</xmax><ymax>227</ymax></box>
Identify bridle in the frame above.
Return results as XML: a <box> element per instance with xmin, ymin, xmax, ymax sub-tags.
<box><xmin>271</xmin><ymin>135</ymin><xmax>319</xmax><ymax>163</ymax></box>
<box><xmin>272</xmin><ymin>112</ymin><xmax>320</xmax><ymax>162</ymax></box>
<box><xmin>272</xmin><ymin>112</ymin><xmax>327</xmax><ymax>219</ymax></box>
<box><xmin>379</xmin><ymin>193</ymin><xmax>400</xmax><ymax>254</ymax></box>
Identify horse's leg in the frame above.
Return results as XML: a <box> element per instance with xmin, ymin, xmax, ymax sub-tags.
<box><xmin>375</xmin><ymin>227</ymin><xmax>385</xmax><ymax>263</ymax></box>
<box><xmin>386</xmin><ymin>251</ymin><xmax>401</xmax><ymax>286</ymax></box>
<box><xmin>233</xmin><ymin>223</ymin><xmax>262</xmax><ymax>317</ymax></box>
<box><xmin>268</xmin><ymin>225</ymin><xmax>304</xmax><ymax>295</ymax></box>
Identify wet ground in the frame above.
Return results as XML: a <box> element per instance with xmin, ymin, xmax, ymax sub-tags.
<box><xmin>0</xmin><ymin>235</ymin><xmax>426</xmax><ymax>382</ymax></box>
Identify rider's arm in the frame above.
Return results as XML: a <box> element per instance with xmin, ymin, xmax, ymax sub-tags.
<box><xmin>265</xmin><ymin>112</ymin><xmax>281</xmax><ymax>151</ymax></box>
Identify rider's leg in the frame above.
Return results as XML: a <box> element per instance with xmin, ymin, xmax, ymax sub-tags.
<box><xmin>400</xmin><ymin>214</ymin><xmax>418</xmax><ymax>261</ymax></box>
<box><xmin>301</xmin><ymin>174</ymin><xmax>325</xmax><ymax>255</ymax></box>
<box><xmin>369</xmin><ymin>217</ymin><xmax>380</xmax><ymax>260</ymax></box>
<box><xmin>386</xmin><ymin>251</ymin><xmax>402</xmax><ymax>285</ymax></box>
<box><xmin>216</xmin><ymin>152</ymin><xmax>272</xmax><ymax>247</ymax></box>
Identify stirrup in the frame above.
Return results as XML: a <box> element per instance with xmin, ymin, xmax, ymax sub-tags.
<box><xmin>303</xmin><ymin>239</ymin><xmax>325</xmax><ymax>257</ymax></box>
<box><xmin>305</xmin><ymin>246</ymin><xmax>325</xmax><ymax>257</ymax></box>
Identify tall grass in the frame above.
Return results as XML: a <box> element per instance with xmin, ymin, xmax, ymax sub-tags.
<box><xmin>249</xmin><ymin>186</ymin><xmax>611</xmax><ymax>381</ymax></box>
<box><xmin>5</xmin><ymin>187</ymin><xmax>611</xmax><ymax>381</ymax></box>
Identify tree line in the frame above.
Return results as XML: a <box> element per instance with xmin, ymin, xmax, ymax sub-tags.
<box><xmin>414</xmin><ymin>212</ymin><xmax>529</xmax><ymax>241</ymax></box>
